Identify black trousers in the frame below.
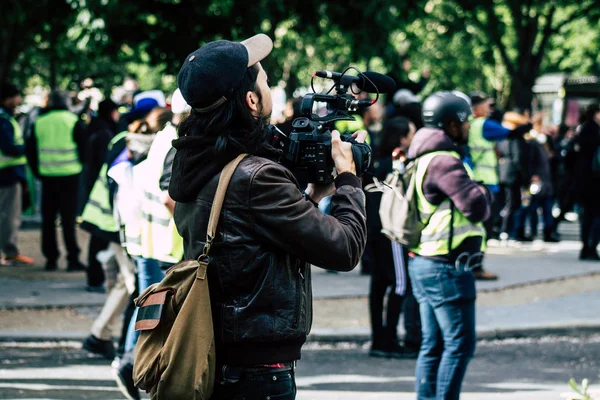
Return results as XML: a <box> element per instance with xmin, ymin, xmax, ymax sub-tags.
<box><xmin>500</xmin><ymin>183</ymin><xmax>522</xmax><ymax>236</ymax></box>
<box><xmin>483</xmin><ymin>189</ymin><xmax>503</xmax><ymax>240</ymax></box>
<box><xmin>212</xmin><ymin>366</ymin><xmax>296</xmax><ymax>400</ymax></box>
<box><xmin>369</xmin><ymin>234</ymin><xmax>421</xmax><ymax>349</ymax></box>
<box><xmin>580</xmin><ymin>198</ymin><xmax>600</xmax><ymax>249</ymax></box>
<box><xmin>87</xmin><ymin>235</ymin><xmax>109</xmax><ymax>287</ymax></box>
<box><xmin>41</xmin><ymin>175</ymin><xmax>81</xmax><ymax>264</ymax></box>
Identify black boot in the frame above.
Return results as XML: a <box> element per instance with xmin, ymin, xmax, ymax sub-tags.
<box><xmin>369</xmin><ymin>326</ymin><xmax>397</xmax><ymax>358</ymax></box>
<box><xmin>588</xmin><ymin>247</ymin><xmax>600</xmax><ymax>261</ymax></box>
<box><xmin>544</xmin><ymin>228</ymin><xmax>560</xmax><ymax>243</ymax></box>
<box><xmin>82</xmin><ymin>335</ymin><xmax>115</xmax><ymax>360</ymax></box>
<box><xmin>580</xmin><ymin>246</ymin><xmax>600</xmax><ymax>261</ymax></box>
<box><xmin>580</xmin><ymin>246</ymin><xmax>590</xmax><ymax>260</ymax></box>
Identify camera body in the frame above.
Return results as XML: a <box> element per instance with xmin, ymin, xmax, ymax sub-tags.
<box><xmin>268</xmin><ymin>75</ymin><xmax>375</xmax><ymax>184</ymax></box>
<box><xmin>279</xmin><ymin>116</ymin><xmax>334</xmax><ymax>184</ymax></box>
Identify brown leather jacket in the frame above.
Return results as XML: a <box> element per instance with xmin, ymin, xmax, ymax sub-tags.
<box><xmin>173</xmin><ymin>155</ymin><xmax>367</xmax><ymax>366</ymax></box>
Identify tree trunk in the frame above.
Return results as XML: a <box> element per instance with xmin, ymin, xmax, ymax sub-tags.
<box><xmin>49</xmin><ymin>30</ymin><xmax>57</xmax><ymax>90</ymax></box>
<box><xmin>0</xmin><ymin>21</ymin><xmax>17</xmax><ymax>86</ymax></box>
<box><xmin>509</xmin><ymin>72</ymin><xmax>536</xmax><ymax>112</ymax></box>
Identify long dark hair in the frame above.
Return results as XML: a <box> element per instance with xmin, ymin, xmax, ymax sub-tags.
<box><xmin>380</xmin><ymin>116</ymin><xmax>411</xmax><ymax>156</ymax></box>
<box><xmin>177</xmin><ymin>64</ymin><xmax>268</xmax><ymax>155</ymax></box>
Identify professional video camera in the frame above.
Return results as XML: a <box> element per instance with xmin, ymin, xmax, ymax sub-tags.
<box><xmin>267</xmin><ymin>67</ymin><xmax>396</xmax><ymax>184</ymax></box>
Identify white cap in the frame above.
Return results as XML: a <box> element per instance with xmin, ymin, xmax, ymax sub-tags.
<box><xmin>133</xmin><ymin>90</ymin><xmax>166</xmax><ymax>108</ymax></box>
<box><xmin>393</xmin><ymin>89</ymin><xmax>420</xmax><ymax>106</ymax></box>
<box><xmin>171</xmin><ymin>89</ymin><xmax>191</xmax><ymax>115</ymax></box>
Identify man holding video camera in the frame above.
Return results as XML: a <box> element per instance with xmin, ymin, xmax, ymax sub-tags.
<box><xmin>168</xmin><ymin>34</ymin><xmax>368</xmax><ymax>399</ymax></box>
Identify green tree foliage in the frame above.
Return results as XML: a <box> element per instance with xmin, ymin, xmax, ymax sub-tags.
<box><xmin>419</xmin><ymin>0</ymin><xmax>600</xmax><ymax>109</ymax></box>
<box><xmin>2</xmin><ymin>0</ymin><xmax>599</xmax><ymax>112</ymax></box>
<box><xmin>1</xmin><ymin>0</ymin><xmax>79</xmax><ymax>89</ymax></box>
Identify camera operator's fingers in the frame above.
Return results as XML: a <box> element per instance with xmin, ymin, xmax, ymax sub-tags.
<box><xmin>351</xmin><ymin>130</ymin><xmax>368</xmax><ymax>144</ymax></box>
<box><xmin>331</xmin><ymin>130</ymin><xmax>341</xmax><ymax>143</ymax></box>
<box><xmin>331</xmin><ymin>130</ymin><xmax>356</xmax><ymax>175</ymax></box>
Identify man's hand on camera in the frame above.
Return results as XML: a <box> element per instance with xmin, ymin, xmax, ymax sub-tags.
<box><xmin>332</xmin><ymin>129</ymin><xmax>367</xmax><ymax>175</ymax></box>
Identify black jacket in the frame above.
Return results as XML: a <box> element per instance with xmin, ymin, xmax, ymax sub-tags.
<box><xmin>171</xmin><ymin>150</ymin><xmax>367</xmax><ymax>366</ymax></box>
<box><xmin>497</xmin><ymin>137</ymin><xmax>527</xmax><ymax>186</ymax></box>
<box><xmin>575</xmin><ymin>120</ymin><xmax>600</xmax><ymax>204</ymax></box>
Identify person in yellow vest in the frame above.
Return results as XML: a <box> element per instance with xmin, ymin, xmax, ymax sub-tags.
<box><xmin>407</xmin><ymin>91</ymin><xmax>492</xmax><ymax>399</ymax></box>
<box><xmin>26</xmin><ymin>91</ymin><xmax>87</xmax><ymax>271</ymax></box>
<box><xmin>111</xmin><ymin>107</ymin><xmax>175</xmax><ymax>400</ymax></box>
<box><xmin>0</xmin><ymin>82</ymin><xmax>34</xmax><ymax>266</ymax></box>
<box><xmin>467</xmin><ymin>92</ymin><xmax>532</xmax><ymax>280</ymax></box>
<box><xmin>468</xmin><ymin>93</ymin><xmax>532</xmax><ymax>228</ymax></box>
<box><xmin>81</xmin><ymin>96</ymin><xmax>158</xmax><ymax>292</ymax></box>
<box><xmin>80</xmin><ymin>107</ymin><xmax>166</xmax><ymax>369</ymax></box>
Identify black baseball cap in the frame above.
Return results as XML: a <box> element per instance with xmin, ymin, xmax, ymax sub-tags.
<box><xmin>177</xmin><ymin>34</ymin><xmax>273</xmax><ymax>113</ymax></box>
<box><xmin>0</xmin><ymin>82</ymin><xmax>20</xmax><ymax>102</ymax></box>
<box><xmin>469</xmin><ymin>91</ymin><xmax>488</xmax><ymax>106</ymax></box>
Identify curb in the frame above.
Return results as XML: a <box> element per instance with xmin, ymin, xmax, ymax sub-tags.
<box><xmin>1</xmin><ymin>324</ymin><xmax>599</xmax><ymax>344</ymax></box>
<box><xmin>4</xmin><ymin>270</ymin><xmax>600</xmax><ymax>310</ymax></box>
<box><xmin>306</xmin><ymin>324</ymin><xmax>600</xmax><ymax>343</ymax></box>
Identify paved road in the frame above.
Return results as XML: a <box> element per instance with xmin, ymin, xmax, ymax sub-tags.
<box><xmin>1</xmin><ymin>335</ymin><xmax>599</xmax><ymax>399</ymax></box>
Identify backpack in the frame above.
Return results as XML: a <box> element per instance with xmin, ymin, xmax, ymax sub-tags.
<box><xmin>378</xmin><ymin>157</ymin><xmax>424</xmax><ymax>248</ymax></box>
<box><xmin>132</xmin><ymin>153</ymin><xmax>248</xmax><ymax>400</ymax></box>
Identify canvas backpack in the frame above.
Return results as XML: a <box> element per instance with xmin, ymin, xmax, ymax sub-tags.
<box><xmin>378</xmin><ymin>156</ymin><xmax>425</xmax><ymax>248</ymax></box>
<box><xmin>132</xmin><ymin>154</ymin><xmax>247</xmax><ymax>400</ymax></box>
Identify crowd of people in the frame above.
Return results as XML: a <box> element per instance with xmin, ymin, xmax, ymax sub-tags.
<box><xmin>0</xmin><ymin>31</ymin><xmax>599</xmax><ymax>400</ymax></box>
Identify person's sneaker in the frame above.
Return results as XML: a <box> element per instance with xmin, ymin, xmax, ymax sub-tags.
<box><xmin>368</xmin><ymin>347</ymin><xmax>392</xmax><ymax>358</ymax></box>
<box><xmin>5</xmin><ymin>254</ymin><xmax>34</xmax><ymax>264</ymax></box>
<box><xmin>66</xmin><ymin>261</ymin><xmax>86</xmax><ymax>272</ymax></box>
<box><xmin>388</xmin><ymin>344</ymin><xmax>419</xmax><ymax>359</ymax></box>
<box><xmin>543</xmin><ymin>230</ymin><xmax>560</xmax><ymax>243</ymax></box>
<box><xmin>82</xmin><ymin>335</ymin><xmax>115</xmax><ymax>360</ymax></box>
<box><xmin>516</xmin><ymin>235</ymin><xmax>534</xmax><ymax>242</ymax></box>
<box><xmin>86</xmin><ymin>285</ymin><xmax>106</xmax><ymax>294</ymax></box>
<box><xmin>473</xmin><ymin>269</ymin><xmax>498</xmax><ymax>280</ymax></box>
<box><xmin>0</xmin><ymin>257</ymin><xmax>12</xmax><ymax>266</ymax></box>
<box><xmin>112</xmin><ymin>356</ymin><xmax>140</xmax><ymax>400</ymax></box>
<box><xmin>111</xmin><ymin>356</ymin><xmax>121</xmax><ymax>370</ymax></box>
<box><xmin>45</xmin><ymin>261</ymin><xmax>58</xmax><ymax>271</ymax></box>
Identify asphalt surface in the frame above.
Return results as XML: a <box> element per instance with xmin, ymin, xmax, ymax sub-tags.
<box><xmin>1</xmin><ymin>336</ymin><xmax>599</xmax><ymax>399</ymax></box>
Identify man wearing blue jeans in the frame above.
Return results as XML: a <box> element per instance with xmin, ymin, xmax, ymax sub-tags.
<box><xmin>407</xmin><ymin>92</ymin><xmax>492</xmax><ymax>399</ymax></box>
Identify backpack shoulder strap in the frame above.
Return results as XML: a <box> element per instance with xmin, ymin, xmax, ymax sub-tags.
<box><xmin>200</xmin><ymin>153</ymin><xmax>248</xmax><ymax>259</ymax></box>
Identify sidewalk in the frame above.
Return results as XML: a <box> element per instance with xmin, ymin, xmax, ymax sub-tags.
<box><xmin>1</xmin><ymin>222</ymin><xmax>599</xmax><ymax>342</ymax></box>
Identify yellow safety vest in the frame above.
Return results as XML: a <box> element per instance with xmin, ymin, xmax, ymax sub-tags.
<box><xmin>81</xmin><ymin>131</ymin><xmax>128</xmax><ymax>233</ymax></box>
<box><xmin>410</xmin><ymin>151</ymin><xmax>486</xmax><ymax>257</ymax></box>
<box><xmin>34</xmin><ymin>110</ymin><xmax>82</xmax><ymax>177</ymax></box>
<box><xmin>0</xmin><ymin>112</ymin><xmax>27</xmax><ymax>169</ymax></box>
<box><xmin>138</xmin><ymin>124</ymin><xmax>183</xmax><ymax>263</ymax></box>
<box><xmin>468</xmin><ymin>116</ymin><xmax>498</xmax><ymax>186</ymax></box>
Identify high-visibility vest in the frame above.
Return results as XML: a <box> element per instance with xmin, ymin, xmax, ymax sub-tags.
<box><xmin>81</xmin><ymin>131</ymin><xmax>128</xmax><ymax>233</ymax></box>
<box><xmin>108</xmin><ymin>160</ymin><xmax>144</xmax><ymax>258</ymax></box>
<box><xmin>34</xmin><ymin>110</ymin><xmax>82</xmax><ymax>177</ymax></box>
<box><xmin>138</xmin><ymin>124</ymin><xmax>183</xmax><ymax>264</ymax></box>
<box><xmin>410</xmin><ymin>151</ymin><xmax>486</xmax><ymax>257</ymax></box>
<box><xmin>0</xmin><ymin>111</ymin><xmax>27</xmax><ymax>169</ymax></box>
<box><xmin>468</xmin><ymin>116</ymin><xmax>499</xmax><ymax>186</ymax></box>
